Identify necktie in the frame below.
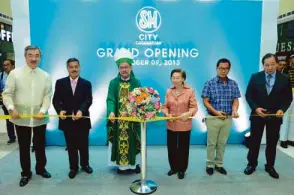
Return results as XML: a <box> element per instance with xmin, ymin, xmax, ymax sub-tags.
<box><xmin>71</xmin><ymin>80</ymin><xmax>77</xmax><ymax>95</ymax></box>
<box><xmin>266</xmin><ymin>74</ymin><xmax>272</xmax><ymax>94</ymax></box>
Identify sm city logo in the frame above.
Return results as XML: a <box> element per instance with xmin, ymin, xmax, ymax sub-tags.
<box><xmin>136</xmin><ymin>6</ymin><xmax>161</xmax><ymax>33</ymax></box>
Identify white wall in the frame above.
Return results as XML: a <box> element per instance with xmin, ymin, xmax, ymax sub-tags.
<box><xmin>260</xmin><ymin>0</ymin><xmax>280</xmax><ymax>143</ymax></box>
<box><xmin>11</xmin><ymin>0</ymin><xmax>31</xmax><ymax>67</ymax></box>
<box><xmin>0</xmin><ymin>0</ymin><xmax>30</xmax><ymax>133</ymax></box>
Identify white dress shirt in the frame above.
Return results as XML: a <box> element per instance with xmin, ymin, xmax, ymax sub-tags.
<box><xmin>2</xmin><ymin>65</ymin><xmax>52</xmax><ymax>127</ymax></box>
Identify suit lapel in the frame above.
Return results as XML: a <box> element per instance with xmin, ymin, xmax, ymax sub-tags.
<box><xmin>260</xmin><ymin>71</ymin><xmax>268</xmax><ymax>96</ymax></box>
<box><xmin>268</xmin><ymin>72</ymin><xmax>280</xmax><ymax>96</ymax></box>
<box><xmin>73</xmin><ymin>77</ymin><xmax>82</xmax><ymax>97</ymax></box>
<box><xmin>66</xmin><ymin>77</ymin><xmax>74</xmax><ymax>97</ymax></box>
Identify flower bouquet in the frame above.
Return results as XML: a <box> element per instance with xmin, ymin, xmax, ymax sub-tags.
<box><xmin>128</xmin><ymin>87</ymin><xmax>161</xmax><ymax>121</ymax></box>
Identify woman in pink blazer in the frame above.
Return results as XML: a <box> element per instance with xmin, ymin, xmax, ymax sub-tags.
<box><xmin>162</xmin><ymin>69</ymin><xmax>198</xmax><ymax>179</ymax></box>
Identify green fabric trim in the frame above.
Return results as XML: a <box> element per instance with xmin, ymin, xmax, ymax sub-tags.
<box><xmin>106</xmin><ymin>77</ymin><xmax>142</xmax><ymax>166</ymax></box>
<box><xmin>116</xmin><ymin>58</ymin><xmax>133</xmax><ymax>66</ymax></box>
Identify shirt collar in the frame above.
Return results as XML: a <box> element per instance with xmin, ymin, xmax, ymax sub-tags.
<box><xmin>70</xmin><ymin>76</ymin><xmax>79</xmax><ymax>82</ymax></box>
<box><xmin>24</xmin><ymin>65</ymin><xmax>38</xmax><ymax>74</ymax></box>
<box><xmin>265</xmin><ymin>71</ymin><xmax>276</xmax><ymax>78</ymax></box>
<box><xmin>214</xmin><ymin>76</ymin><xmax>230</xmax><ymax>83</ymax></box>
<box><xmin>170</xmin><ymin>84</ymin><xmax>190</xmax><ymax>89</ymax></box>
<box><xmin>121</xmin><ymin>76</ymin><xmax>130</xmax><ymax>81</ymax></box>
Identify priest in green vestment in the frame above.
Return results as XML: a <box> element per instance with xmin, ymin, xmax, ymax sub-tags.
<box><xmin>107</xmin><ymin>48</ymin><xmax>141</xmax><ymax>174</ymax></box>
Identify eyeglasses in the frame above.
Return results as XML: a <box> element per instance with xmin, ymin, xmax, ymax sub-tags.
<box><xmin>218</xmin><ymin>67</ymin><xmax>230</xmax><ymax>72</ymax></box>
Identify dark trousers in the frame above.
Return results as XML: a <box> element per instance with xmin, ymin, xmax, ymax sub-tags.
<box><xmin>63</xmin><ymin>128</ymin><xmax>90</xmax><ymax>171</ymax></box>
<box><xmin>2</xmin><ymin>105</ymin><xmax>16</xmax><ymax>140</ymax></box>
<box><xmin>15</xmin><ymin>125</ymin><xmax>47</xmax><ymax>177</ymax></box>
<box><xmin>247</xmin><ymin>117</ymin><xmax>281</xmax><ymax>168</ymax></box>
<box><xmin>167</xmin><ymin>129</ymin><xmax>191</xmax><ymax>173</ymax></box>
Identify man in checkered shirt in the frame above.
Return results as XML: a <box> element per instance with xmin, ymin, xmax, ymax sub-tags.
<box><xmin>201</xmin><ymin>58</ymin><xmax>241</xmax><ymax>176</ymax></box>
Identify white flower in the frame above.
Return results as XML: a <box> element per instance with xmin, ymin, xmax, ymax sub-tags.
<box><xmin>133</xmin><ymin>88</ymin><xmax>141</xmax><ymax>95</ymax></box>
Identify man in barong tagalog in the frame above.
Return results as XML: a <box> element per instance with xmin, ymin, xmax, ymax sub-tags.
<box><xmin>106</xmin><ymin>48</ymin><xmax>141</xmax><ymax>174</ymax></box>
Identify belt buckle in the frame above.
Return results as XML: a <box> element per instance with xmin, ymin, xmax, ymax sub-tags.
<box><xmin>264</xmin><ymin>110</ymin><xmax>272</xmax><ymax>119</ymax></box>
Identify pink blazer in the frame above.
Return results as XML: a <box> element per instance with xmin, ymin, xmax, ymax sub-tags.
<box><xmin>162</xmin><ymin>84</ymin><xmax>198</xmax><ymax>131</ymax></box>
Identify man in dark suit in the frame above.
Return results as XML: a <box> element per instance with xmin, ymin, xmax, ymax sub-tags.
<box><xmin>244</xmin><ymin>53</ymin><xmax>293</xmax><ymax>179</ymax></box>
<box><xmin>53</xmin><ymin>58</ymin><xmax>93</xmax><ymax>179</ymax></box>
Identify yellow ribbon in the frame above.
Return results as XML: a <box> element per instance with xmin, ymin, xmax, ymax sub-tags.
<box><xmin>1</xmin><ymin>114</ymin><xmax>294</xmax><ymax>123</ymax></box>
<box><xmin>108</xmin><ymin>116</ymin><xmax>181</xmax><ymax>123</ymax></box>
<box><xmin>0</xmin><ymin>114</ymin><xmax>179</xmax><ymax>123</ymax></box>
<box><xmin>203</xmin><ymin>113</ymin><xmax>294</xmax><ymax>121</ymax></box>
<box><xmin>0</xmin><ymin>114</ymin><xmax>89</xmax><ymax>120</ymax></box>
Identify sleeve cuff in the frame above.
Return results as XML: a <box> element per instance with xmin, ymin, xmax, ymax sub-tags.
<box><xmin>39</xmin><ymin>108</ymin><xmax>47</xmax><ymax>114</ymax></box>
<box><xmin>280</xmin><ymin>108</ymin><xmax>287</xmax><ymax>113</ymax></box>
<box><xmin>7</xmin><ymin>105</ymin><xmax>14</xmax><ymax>111</ymax></box>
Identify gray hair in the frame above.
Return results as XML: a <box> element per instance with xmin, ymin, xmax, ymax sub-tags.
<box><xmin>24</xmin><ymin>45</ymin><xmax>42</xmax><ymax>57</ymax></box>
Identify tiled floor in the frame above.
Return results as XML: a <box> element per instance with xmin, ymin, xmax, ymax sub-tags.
<box><xmin>277</xmin><ymin>145</ymin><xmax>294</xmax><ymax>158</ymax></box>
<box><xmin>1</xmin><ymin>142</ymin><xmax>294</xmax><ymax>195</ymax></box>
<box><xmin>1</xmin><ymin>132</ymin><xmax>294</xmax><ymax>160</ymax></box>
<box><xmin>0</xmin><ymin>133</ymin><xmax>18</xmax><ymax>160</ymax></box>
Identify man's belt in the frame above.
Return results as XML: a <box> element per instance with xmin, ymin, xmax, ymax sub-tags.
<box><xmin>208</xmin><ymin>112</ymin><xmax>230</xmax><ymax>117</ymax></box>
<box><xmin>262</xmin><ymin>110</ymin><xmax>280</xmax><ymax>120</ymax></box>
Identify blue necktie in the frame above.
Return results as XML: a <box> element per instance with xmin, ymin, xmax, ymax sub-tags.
<box><xmin>266</xmin><ymin>74</ymin><xmax>272</xmax><ymax>94</ymax></box>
